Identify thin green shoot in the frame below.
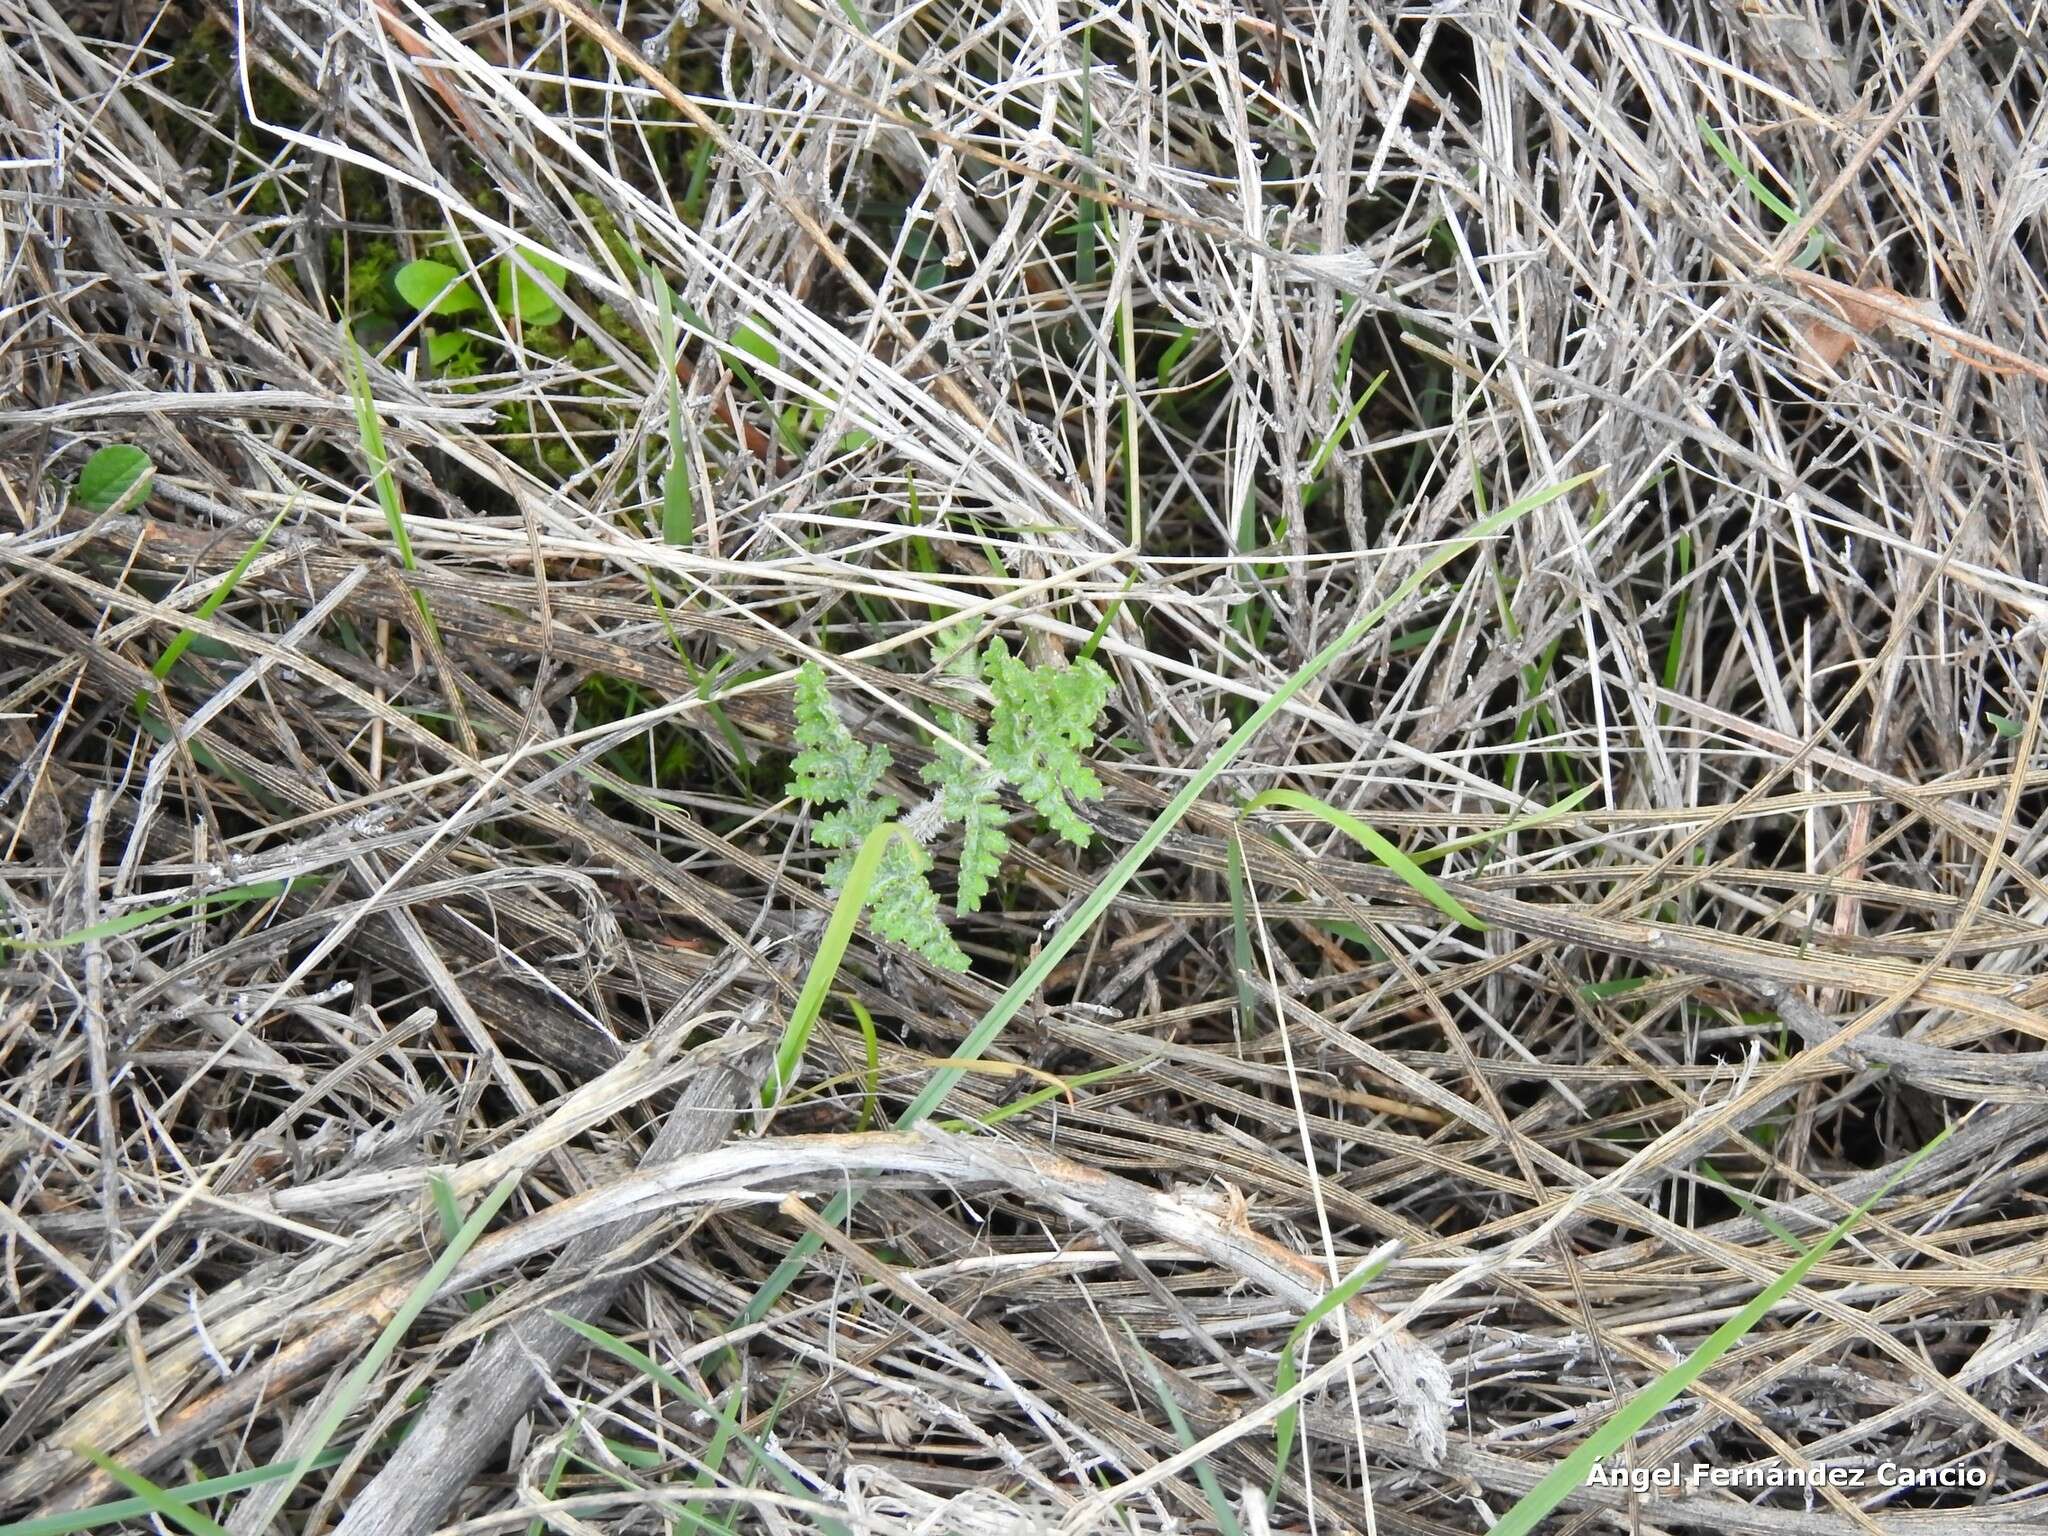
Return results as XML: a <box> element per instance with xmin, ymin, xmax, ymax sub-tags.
<box><xmin>667</xmin><ymin>295</ymin><xmax>802</xmax><ymax>455</ymax></box>
<box><xmin>1119</xmin><ymin>227</ymin><xmax>1141</xmax><ymax>547</ymax></box>
<box><xmin>1577</xmin><ymin>976</ymin><xmax>1649</xmax><ymax>1002</ymax></box>
<box><xmin>526</xmin><ymin>1413</ymin><xmax>582</xmax><ymax>1536</ymax></box>
<box><xmin>1228</xmin><ymin>495</ymin><xmax>1285</xmax><ymax>656</ymax></box>
<box><xmin>544</xmin><ymin>1385</ymin><xmax>791</xmax><ymax>1536</ymax></box>
<box><xmin>672</xmin><ymin>1359</ymin><xmax>798</xmax><ymax>1536</ymax></box>
<box><xmin>1124</xmin><ymin>1325</ymin><xmax>1241</xmax><ymax>1536</ymax></box>
<box><xmin>847</xmin><ymin>995</ymin><xmax>881</xmax><ymax>1132</ymax></box>
<box><xmin>738</xmin><ymin>471</ymin><xmax>1601</xmax><ymax>1329</ymax></box>
<box><xmin>1698</xmin><ymin>1161</ymin><xmax>1802</xmax><ymax>1251</ymax></box>
<box><xmin>1697</xmin><ymin>117</ymin><xmax>1827</xmax><ymax>269</ymax></box>
<box><xmin>763</xmin><ymin>824</ymin><xmax>921</xmax><ymax>1108</ymax></box>
<box><xmin>685</xmin><ymin>1363</ymin><xmax>750</xmax><ymax>1536</ymax></box>
<box><xmin>933</xmin><ymin>1060</ymin><xmax>1145</xmax><ymax>1132</ymax></box>
<box><xmin>1385</xmin><ymin>614</ymin><xmax>1464</xmax><ymax>655</ymax></box>
<box><xmin>1268</xmin><ymin>1244</ymin><xmax>1397</xmax><ymax>1499</ymax></box>
<box><xmin>653</xmin><ymin>271</ymin><xmax>696</xmax><ymax>546</ymax></box>
<box><xmin>430</xmin><ymin>1173</ymin><xmax>491</xmax><ymax>1313</ymax></box>
<box><xmin>1501</xmin><ymin>629</ymin><xmax>1573</xmax><ymax>793</ymax></box>
<box><xmin>679</xmin><ymin>1375</ymin><xmax>797</xmax><ymax>1536</ymax></box>
<box><xmin>1077</xmin><ymin>572</ymin><xmax>1138</xmax><ymax>663</ymax></box>
<box><xmin>1075</xmin><ymin>29</ymin><xmax>1099</xmax><ymax>286</ymax></box>
<box><xmin>1409</xmin><ymin>782</ymin><xmax>1598</xmax><ymax>865</ymax></box>
<box><xmin>643</xmin><ymin>577</ymin><xmax>749</xmax><ymax>767</ymax></box>
<box><xmin>1305</xmin><ymin>368</ymin><xmax>1387</xmax><ymax>485</ymax></box>
<box><xmin>1306</xmin><ymin>916</ymin><xmax>1382</xmax><ymax>956</ymax></box>
<box><xmin>430</xmin><ymin>1175</ymin><xmax>463</xmax><ymax>1244</ymax></box>
<box><xmin>144</xmin><ymin>503</ymin><xmax>291</xmax><ymax>698</ymax></box>
<box><xmin>67</xmin><ymin>1449</ymin><xmax>229</xmax><ymax>1536</ymax></box>
<box><xmin>1658</xmin><ymin>532</ymin><xmax>1692</xmax><ymax>723</ymax></box>
<box><xmin>681</xmin><ymin>124</ymin><xmax>718</xmax><ymax>226</ymax></box>
<box><xmin>549</xmin><ymin>1314</ymin><xmax>854</xmax><ymax>1536</ymax></box>
<box><xmin>342</xmin><ymin>332</ymin><xmax>435</xmax><ymax>636</ymax></box>
<box><xmin>1225</xmin><ymin>829</ymin><xmax>1259</xmax><ymax>1039</ymax></box>
<box><xmin>3</xmin><ymin>878</ymin><xmax>301</xmax><ymax>956</ymax></box>
<box><xmin>1329</xmin><ymin>294</ymin><xmax>1360</xmax><ymax>400</ymax></box>
<box><xmin>1154</xmin><ymin>324</ymin><xmax>1196</xmax><ymax>393</ymax></box>
<box><xmin>15</xmin><ymin>1443</ymin><xmax>369</xmax><ymax>1536</ymax></box>
<box><xmin>1484</xmin><ymin>1119</ymin><xmax>1957</xmax><ymax>1536</ymax></box>
<box><xmin>1479</xmin><ymin>473</ymin><xmax>1572</xmax><ymax>792</ymax></box>
<box><xmin>1243</xmin><ymin>787</ymin><xmax>1482</xmax><ymax>930</ymax></box>
<box><xmin>233</xmin><ymin>1169</ymin><xmax>522</xmax><ymax>1525</ymax></box>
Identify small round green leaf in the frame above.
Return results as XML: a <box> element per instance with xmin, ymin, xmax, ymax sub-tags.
<box><xmin>75</xmin><ymin>444</ymin><xmax>154</xmax><ymax>512</ymax></box>
<box><xmin>425</xmin><ymin>331</ymin><xmax>482</xmax><ymax>378</ymax></box>
<box><xmin>392</xmin><ymin>259</ymin><xmax>483</xmax><ymax>317</ymax></box>
<box><xmin>495</xmin><ymin>253</ymin><xmax>567</xmax><ymax>325</ymax></box>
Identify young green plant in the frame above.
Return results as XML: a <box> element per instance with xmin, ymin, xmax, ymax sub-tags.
<box><xmin>783</xmin><ymin>640</ymin><xmax>1112</xmax><ymax>978</ymax></box>
<box><xmin>742</xmin><ymin>470</ymin><xmax>1601</xmax><ymax>1329</ymax></box>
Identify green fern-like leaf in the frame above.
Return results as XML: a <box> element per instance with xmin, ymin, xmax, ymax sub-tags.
<box><xmin>790</xmin><ymin>663</ymin><xmax>895</xmax><ymax>817</ymax></box>
<box><xmin>981</xmin><ymin>640</ymin><xmax>1112</xmax><ymax>846</ymax></box>
<box><xmin>784</xmin><ymin>645</ymin><xmax>1110</xmax><ymax>967</ymax></box>
<box><xmin>923</xmin><ymin>711</ymin><xmax>1007</xmax><ymax>914</ymax></box>
<box><xmin>869</xmin><ymin>837</ymin><xmax>970</xmax><ymax>971</ymax></box>
<box><xmin>787</xmin><ymin>662</ymin><xmax>964</xmax><ymax>967</ymax></box>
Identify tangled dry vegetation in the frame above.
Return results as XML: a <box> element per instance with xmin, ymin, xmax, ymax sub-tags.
<box><xmin>5</xmin><ymin>0</ymin><xmax>2048</xmax><ymax>1530</ymax></box>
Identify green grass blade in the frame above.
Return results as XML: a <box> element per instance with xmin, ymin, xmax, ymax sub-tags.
<box><xmin>67</xmin><ymin>1450</ymin><xmax>230</xmax><ymax>1536</ymax></box>
<box><xmin>7</xmin><ymin>1445</ymin><xmax>368</xmax><ymax>1536</ymax></box>
<box><xmin>526</xmin><ymin>1412</ymin><xmax>582</xmax><ymax>1536</ymax></box>
<box><xmin>642</xmin><ymin>577</ymin><xmax>749</xmax><ymax>766</ymax></box>
<box><xmin>342</xmin><ymin>331</ymin><xmax>435</xmax><ymax>636</ymax></box>
<box><xmin>1125</xmin><ymin>1325</ymin><xmax>1241</xmax><ymax>1536</ymax></box>
<box><xmin>1268</xmin><ymin>1245</ymin><xmax>1397</xmax><ymax>1500</ymax></box>
<box><xmin>1658</xmin><ymin>531</ymin><xmax>1692</xmax><ymax>723</ymax></box>
<box><xmin>847</xmin><ymin>995</ymin><xmax>881</xmax><ymax>1132</ymax></box>
<box><xmin>1075</xmin><ymin>28</ymin><xmax>1099</xmax><ymax>286</ymax></box>
<box><xmin>1155</xmin><ymin>324</ymin><xmax>1195</xmax><ymax>392</ymax></box>
<box><xmin>1305</xmin><ymin>369</ymin><xmax>1387</xmax><ymax>482</ymax></box>
<box><xmin>1244</xmin><ymin>787</ymin><xmax>1482</xmax><ymax>930</ymax></box>
<box><xmin>232</xmin><ymin>1169</ymin><xmax>523</xmax><ymax>1524</ymax></box>
<box><xmin>933</xmin><ymin>1060</ymin><xmax>1144</xmax><ymax>1132</ymax></box>
<box><xmin>763</xmin><ymin>823</ymin><xmax>920</xmax><ymax>1108</ymax></box>
<box><xmin>653</xmin><ymin>271</ymin><xmax>696</xmax><ymax>546</ymax></box>
<box><xmin>1696</xmin><ymin>117</ymin><xmax>1826</xmax><ymax>267</ymax></box>
<box><xmin>1485</xmin><ymin>1119</ymin><xmax>1957</xmax><ymax>1536</ymax></box>
<box><xmin>429</xmin><ymin>1173</ymin><xmax>464</xmax><ymax>1245</ymax></box>
<box><xmin>1699</xmin><ymin>1161</ymin><xmax>1804</xmax><ymax>1251</ymax></box>
<box><xmin>148</xmin><ymin>503</ymin><xmax>290</xmax><ymax>685</ymax></box>
<box><xmin>2</xmin><ymin>879</ymin><xmax>299</xmax><ymax>956</ymax></box>
<box><xmin>1410</xmin><ymin>782</ymin><xmax>1598</xmax><ymax>865</ymax></box>
<box><xmin>1696</xmin><ymin>116</ymin><xmax>1799</xmax><ymax>224</ymax></box>
<box><xmin>549</xmin><ymin>1314</ymin><xmax>854</xmax><ymax>1536</ymax></box>
<box><xmin>738</xmin><ymin>470</ymin><xmax>1599</xmax><ymax>1328</ymax></box>
<box><xmin>681</xmin><ymin>127</ymin><xmax>718</xmax><ymax>225</ymax></box>
<box><xmin>667</xmin><ymin>297</ymin><xmax>802</xmax><ymax>455</ymax></box>
<box><xmin>430</xmin><ymin>1173</ymin><xmax>492</xmax><ymax>1313</ymax></box>
<box><xmin>1119</xmin><ymin>242</ymin><xmax>1140</xmax><ymax>547</ymax></box>
<box><xmin>1077</xmin><ymin>572</ymin><xmax>1138</xmax><ymax>663</ymax></box>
